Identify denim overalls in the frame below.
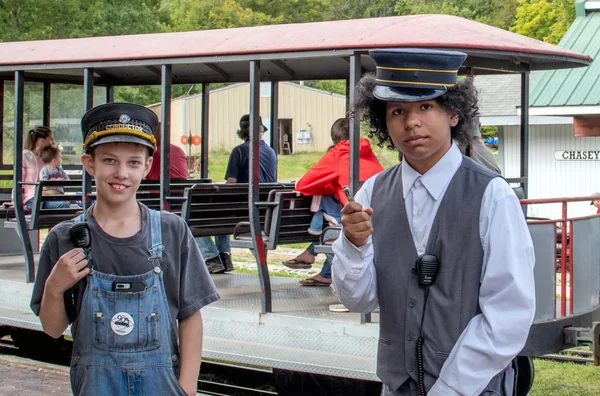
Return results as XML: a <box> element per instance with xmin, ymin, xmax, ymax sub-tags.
<box><xmin>70</xmin><ymin>207</ymin><xmax>186</xmax><ymax>396</ymax></box>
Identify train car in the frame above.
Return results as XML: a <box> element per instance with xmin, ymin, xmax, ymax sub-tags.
<box><xmin>0</xmin><ymin>14</ymin><xmax>599</xmax><ymax>394</ymax></box>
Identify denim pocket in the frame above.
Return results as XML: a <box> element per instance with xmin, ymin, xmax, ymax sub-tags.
<box><xmin>92</xmin><ymin>288</ymin><xmax>161</xmax><ymax>352</ymax></box>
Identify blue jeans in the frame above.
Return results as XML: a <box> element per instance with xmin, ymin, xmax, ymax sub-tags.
<box><xmin>306</xmin><ymin>242</ymin><xmax>332</xmax><ymax>279</ymax></box>
<box><xmin>24</xmin><ymin>199</ymin><xmax>69</xmax><ymax>209</ymax></box>
<box><xmin>195</xmin><ymin>235</ymin><xmax>231</xmax><ymax>260</ymax></box>
<box><xmin>309</xmin><ymin>195</ymin><xmax>342</xmax><ymax>234</ymax></box>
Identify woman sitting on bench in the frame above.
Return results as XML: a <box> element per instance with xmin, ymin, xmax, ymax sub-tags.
<box><xmin>20</xmin><ymin>126</ymin><xmax>69</xmax><ymax>210</ymax></box>
<box><xmin>284</xmin><ymin>118</ymin><xmax>383</xmax><ymax>286</ymax></box>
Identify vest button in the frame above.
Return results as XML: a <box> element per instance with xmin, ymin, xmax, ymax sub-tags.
<box><xmin>407</xmin><ymin>366</ymin><xmax>413</xmax><ymax>373</ymax></box>
<box><xmin>408</xmin><ymin>301</ymin><xmax>415</xmax><ymax>308</ymax></box>
<box><xmin>406</xmin><ymin>335</ymin><xmax>413</xmax><ymax>342</ymax></box>
<box><xmin>172</xmin><ymin>355</ymin><xmax>178</xmax><ymax>362</ymax></box>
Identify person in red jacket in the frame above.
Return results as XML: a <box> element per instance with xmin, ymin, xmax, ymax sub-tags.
<box><xmin>284</xmin><ymin>118</ymin><xmax>384</xmax><ymax>286</ymax></box>
<box><xmin>146</xmin><ymin>123</ymin><xmax>189</xmax><ymax>181</ymax></box>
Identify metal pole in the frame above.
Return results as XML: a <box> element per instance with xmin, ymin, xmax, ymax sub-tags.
<box><xmin>161</xmin><ymin>65</ymin><xmax>172</xmax><ymax>210</ymax></box>
<box><xmin>0</xmin><ymin>80</ymin><xmax>4</xmax><ymax>165</ymax></box>
<box><xmin>82</xmin><ymin>68</ymin><xmax>94</xmax><ymax>211</ymax></box>
<box><xmin>14</xmin><ymin>71</ymin><xmax>35</xmax><ymax>282</ymax></box>
<box><xmin>270</xmin><ymin>81</ymin><xmax>280</xmax><ymax>158</ymax></box>
<box><xmin>106</xmin><ymin>86</ymin><xmax>114</xmax><ymax>103</ymax></box>
<box><xmin>349</xmin><ymin>53</ymin><xmax>372</xmax><ymax>323</ymax></box>
<box><xmin>42</xmin><ymin>81</ymin><xmax>51</xmax><ymax>127</ymax></box>
<box><xmin>520</xmin><ymin>72</ymin><xmax>530</xmax><ymax>199</ymax></box>
<box><xmin>348</xmin><ymin>53</ymin><xmax>360</xmax><ymax>197</ymax></box>
<box><xmin>200</xmin><ymin>83</ymin><xmax>209</xmax><ymax>179</ymax></box>
<box><xmin>250</xmin><ymin>60</ymin><xmax>272</xmax><ymax>313</ymax></box>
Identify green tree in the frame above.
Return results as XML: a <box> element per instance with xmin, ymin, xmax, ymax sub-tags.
<box><xmin>328</xmin><ymin>0</ymin><xmax>396</xmax><ymax>20</ymax></box>
<box><xmin>161</xmin><ymin>0</ymin><xmax>283</xmax><ymax>31</ymax></box>
<box><xmin>0</xmin><ymin>0</ymin><xmax>163</xmax><ymax>42</ymax></box>
<box><xmin>510</xmin><ymin>0</ymin><xmax>575</xmax><ymax>44</ymax></box>
<box><xmin>240</xmin><ymin>0</ymin><xmax>330</xmax><ymax>23</ymax></box>
<box><xmin>393</xmin><ymin>0</ymin><xmax>519</xmax><ymax>30</ymax></box>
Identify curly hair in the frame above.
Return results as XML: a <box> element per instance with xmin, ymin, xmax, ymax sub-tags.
<box><xmin>351</xmin><ymin>74</ymin><xmax>479</xmax><ymax>149</ymax></box>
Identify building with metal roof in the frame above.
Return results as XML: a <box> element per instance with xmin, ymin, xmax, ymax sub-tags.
<box><xmin>475</xmin><ymin>0</ymin><xmax>600</xmax><ymax>218</ymax></box>
<box><xmin>529</xmin><ymin>0</ymin><xmax>600</xmax><ymax>117</ymax></box>
<box><xmin>147</xmin><ymin>82</ymin><xmax>346</xmax><ymax>155</ymax></box>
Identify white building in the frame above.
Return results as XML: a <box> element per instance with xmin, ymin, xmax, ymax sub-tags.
<box><xmin>476</xmin><ymin>1</ymin><xmax>600</xmax><ymax>219</ymax></box>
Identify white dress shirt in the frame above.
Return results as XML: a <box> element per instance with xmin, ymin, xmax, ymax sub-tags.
<box><xmin>332</xmin><ymin>143</ymin><xmax>536</xmax><ymax>396</ymax></box>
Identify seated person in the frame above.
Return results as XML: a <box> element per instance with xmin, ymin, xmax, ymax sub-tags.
<box><xmin>39</xmin><ymin>145</ymin><xmax>69</xmax><ymax>195</ymax></box>
<box><xmin>197</xmin><ymin>114</ymin><xmax>277</xmax><ymax>274</ymax></box>
<box><xmin>284</xmin><ymin>118</ymin><xmax>384</xmax><ymax>287</ymax></box>
<box><xmin>20</xmin><ymin>126</ymin><xmax>67</xmax><ymax>210</ymax></box>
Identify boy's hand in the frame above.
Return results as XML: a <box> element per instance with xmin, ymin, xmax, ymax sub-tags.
<box><xmin>46</xmin><ymin>248</ymin><xmax>89</xmax><ymax>296</ymax></box>
<box><xmin>341</xmin><ymin>201</ymin><xmax>374</xmax><ymax>247</ymax></box>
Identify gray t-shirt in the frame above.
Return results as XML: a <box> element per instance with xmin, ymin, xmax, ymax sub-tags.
<box><xmin>31</xmin><ymin>204</ymin><xmax>219</xmax><ymax>328</ymax></box>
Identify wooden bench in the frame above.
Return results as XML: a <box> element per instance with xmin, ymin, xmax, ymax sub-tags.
<box><xmin>231</xmin><ymin>190</ymin><xmax>320</xmax><ymax>250</ymax></box>
<box><xmin>6</xmin><ymin>180</ymin><xmax>84</xmax><ymax>230</ymax></box>
<box><xmin>89</xmin><ymin>178</ymin><xmax>212</xmax><ymax>213</ymax></box>
<box><xmin>181</xmin><ymin>183</ymin><xmax>295</xmax><ymax>237</ymax></box>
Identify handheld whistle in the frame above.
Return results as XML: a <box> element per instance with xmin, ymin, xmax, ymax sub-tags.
<box><xmin>342</xmin><ymin>186</ymin><xmax>355</xmax><ymax>202</ymax></box>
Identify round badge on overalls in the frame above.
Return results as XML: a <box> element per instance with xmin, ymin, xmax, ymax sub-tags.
<box><xmin>111</xmin><ymin>312</ymin><xmax>135</xmax><ymax>336</ymax></box>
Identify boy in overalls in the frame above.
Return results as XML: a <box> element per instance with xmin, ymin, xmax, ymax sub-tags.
<box><xmin>31</xmin><ymin>103</ymin><xmax>220</xmax><ymax>395</ymax></box>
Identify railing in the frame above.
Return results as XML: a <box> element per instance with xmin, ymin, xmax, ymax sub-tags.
<box><xmin>521</xmin><ymin>196</ymin><xmax>600</xmax><ymax>319</ymax></box>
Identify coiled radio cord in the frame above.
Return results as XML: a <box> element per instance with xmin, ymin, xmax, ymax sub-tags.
<box><xmin>416</xmin><ymin>286</ymin><xmax>430</xmax><ymax>396</ymax></box>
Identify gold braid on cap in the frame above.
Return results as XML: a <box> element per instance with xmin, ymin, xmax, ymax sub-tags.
<box><xmin>83</xmin><ymin>128</ymin><xmax>157</xmax><ymax>150</ymax></box>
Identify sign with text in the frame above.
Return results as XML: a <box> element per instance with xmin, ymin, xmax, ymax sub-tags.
<box><xmin>555</xmin><ymin>150</ymin><xmax>600</xmax><ymax>160</ymax></box>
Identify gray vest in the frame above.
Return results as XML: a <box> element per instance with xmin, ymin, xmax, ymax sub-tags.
<box><xmin>371</xmin><ymin>156</ymin><xmax>499</xmax><ymax>391</ymax></box>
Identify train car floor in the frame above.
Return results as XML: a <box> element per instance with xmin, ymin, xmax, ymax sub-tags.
<box><xmin>0</xmin><ymin>255</ymin><xmax>381</xmax><ymax>380</ymax></box>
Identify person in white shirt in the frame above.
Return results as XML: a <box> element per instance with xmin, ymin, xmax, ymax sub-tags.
<box><xmin>332</xmin><ymin>49</ymin><xmax>535</xmax><ymax>396</ymax></box>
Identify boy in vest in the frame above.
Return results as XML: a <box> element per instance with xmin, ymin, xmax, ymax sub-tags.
<box><xmin>31</xmin><ymin>103</ymin><xmax>220</xmax><ymax>396</ymax></box>
<box><xmin>332</xmin><ymin>49</ymin><xmax>535</xmax><ymax>395</ymax></box>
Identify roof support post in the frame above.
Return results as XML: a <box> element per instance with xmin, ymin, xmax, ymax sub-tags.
<box><xmin>0</xmin><ymin>79</ymin><xmax>4</xmax><ymax>165</ymax></box>
<box><xmin>349</xmin><ymin>53</ymin><xmax>372</xmax><ymax>324</ymax></box>
<box><xmin>14</xmin><ymin>71</ymin><xmax>35</xmax><ymax>282</ymax></box>
<box><xmin>82</xmin><ymin>68</ymin><xmax>94</xmax><ymax>211</ymax></box>
<box><xmin>42</xmin><ymin>81</ymin><xmax>51</xmax><ymax>127</ymax></box>
<box><xmin>200</xmin><ymin>83</ymin><xmax>209</xmax><ymax>179</ymax></box>
<box><xmin>520</xmin><ymin>72</ymin><xmax>530</xmax><ymax>199</ymax></box>
<box><xmin>270</xmin><ymin>81</ymin><xmax>280</xmax><ymax>178</ymax></box>
<box><xmin>106</xmin><ymin>86</ymin><xmax>114</xmax><ymax>103</ymax></box>
<box><xmin>161</xmin><ymin>64</ymin><xmax>172</xmax><ymax>210</ymax></box>
<box><xmin>348</xmin><ymin>53</ymin><xmax>361</xmax><ymax>197</ymax></box>
<box><xmin>249</xmin><ymin>60</ymin><xmax>272</xmax><ymax>314</ymax></box>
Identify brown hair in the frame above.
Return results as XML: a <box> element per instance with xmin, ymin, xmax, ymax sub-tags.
<box><xmin>40</xmin><ymin>145</ymin><xmax>60</xmax><ymax>164</ymax></box>
<box><xmin>330</xmin><ymin>118</ymin><xmax>350</xmax><ymax>145</ymax></box>
<box><xmin>25</xmin><ymin>126</ymin><xmax>53</xmax><ymax>151</ymax></box>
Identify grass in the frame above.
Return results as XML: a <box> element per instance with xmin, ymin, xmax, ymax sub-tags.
<box><xmin>530</xmin><ymin>359</ymin><xmax>600</xmax><ymax>395</ymax></box>
<box><xmin>200</xmin><ymin>145</ymin><xmax>401</xmax><ymax>182</ymax></box>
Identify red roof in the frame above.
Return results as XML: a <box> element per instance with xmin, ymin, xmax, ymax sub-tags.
<box><xmin>0</xmin><ymin>14</ymin><xmax>591</xmax><ymax>67</ymax></box>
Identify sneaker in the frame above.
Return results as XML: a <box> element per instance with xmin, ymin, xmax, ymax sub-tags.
<box><xmin>205</xmin><ymin>256</ymin><xmax>226</xmax><ymax>274</ymax></box>
<box><xmin>329</xmin><ymin>303</ymin><xmax>350</xmax><ymax>313</ymax></box>
<box><xmin>220</xmin><ymin>252</ymin><xmax>234</xmax><ymax>272</ymax></box>
<box><xmin>323</xmin><ymin>213</ymin><xmax>339</xmax><ymax>226</ymax></box>
<box><xmin>307</xmin><ymin>228</ymin><xmax>322</xmax><ymax>236</ymax></box>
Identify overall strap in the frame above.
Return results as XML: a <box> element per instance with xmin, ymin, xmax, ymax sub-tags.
<box><xmin>148</xmin><ymin>208</ymin><xmax>163</xmax><ymax>263</ymax></box>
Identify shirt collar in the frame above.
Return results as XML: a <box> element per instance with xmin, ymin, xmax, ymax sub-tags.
<box><xmin>402</xmin><ymin>143</ymin><xmax>463</xmax><ymax>200</ymax></box>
